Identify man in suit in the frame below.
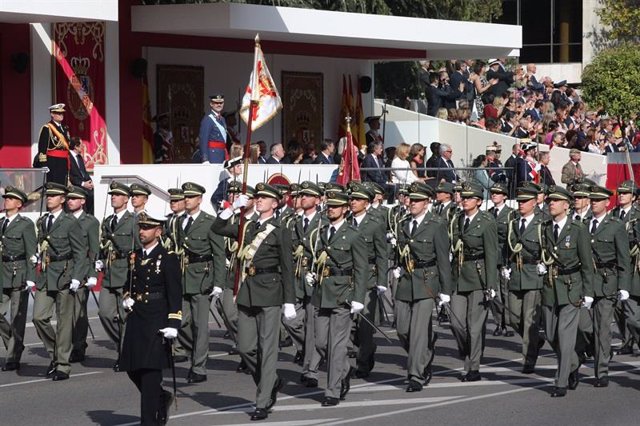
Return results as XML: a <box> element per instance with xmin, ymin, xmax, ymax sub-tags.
<box><xmin>504</xmin><ymin>143</ymin><xmax>521</xmax><ymax>193</ymax></box>
<box><xmin>33</xmin><ymin>183</ymin><xmax>88</xmax><ymax>381</ymax></box>
<box><xmin>266</xmin><ymin>143</ymin><xmax>285</xmax><ymax>164</ymax></box>
<box><xmin>66</xmin><ymin>185</ymin><xmax>100</xmax><ymax>363</ymax></box>
<box><xmin>435</xmin><ymin>144</ymin><xmax>459</xmax><ymax>183</ymax></box>
<box><xmin>153</xmin><ymin>112</ymin><xmax>174</xmax><ymax>163</ymax></box>
<box><xmin>365</xmin><ymin>116</ymin><xmax>383</xmax><ymax>145</ymax></box>
<box><xmin>486</xmin><ymin>59</ymin><xmax>514</xmax><ymax>99</ymax></box>
<box><xmin>504</xmin><ymin>182</ymin><xmax>546</xmax><ymax>373</ymax></box>
<box><xmin>361</xmin><ymin>141</ymin><xmax>387</xmax><ymax>187</ymax></box>
<box><xmin>35</xmin><ymin>103</ymin><xmax>73</xmax><ymax>185</ymax></box>
<box><xmin>212</xmin><ymin>183</ymin><xmax>296</xmax><ymax>421</ymax></box>
<box><xmin>96</xmin><ymin>181</ymin><xmax>138</xmax><ymax>370</ymax></box>
<box><xmin>256</xmin><ymin>141</ymin><xmax>268</xmax><ymax>164</ymax></box>
<box><xmin>198</xmin><ymin>94</ymin><xmax>228</xmax><ymax>164</ymax></box>
<box><xmin>525</xmin><ymin>63</ymin><xmax>544</xmax><ymax>92</ymax></box>
<box><xmin>314</xmin><ymin>140</ymin><xmax>335</xmax><ymax>164</ymax></box>
<box><xmin>538</xmin><ymin>150</ymin><xmax>555</xmax><ymax>186</ymax></box>
<box><xmin>426</xmin><ymin>73</ymin><xmax>464</xmax><ymax>117</ymax></box>
<box><xmin>175</xmin><ymin>182</ymin><xmax>225</xmax><ymax>383</ymax></box>
<box><xmin>394</xmin><ymin>182</ymin><xmax>451</xmax><ymax>392</ymax></box>
<box><xmin>0</xmin><ymin>187</ymin><xmax>37</xmax><ymax>372</ymax></box>
<box><xmin>542</xmin><ymin>185</ymin><xmax>593</xmax><ymax>397</ymax></box>
<box><xmin>561</xmin><ymin>149</ymin><xmax>584</xmax><ymax>185</ymax></box>
<box><xmin>68</xmin><ymin>138</ymin><xmax>95</xmax><ymax>214</ymax></box>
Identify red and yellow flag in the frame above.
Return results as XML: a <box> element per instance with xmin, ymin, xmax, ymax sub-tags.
<box><xmin>336</xmin><ymin>119</ymin><xmax>361</xmax><ymax>186</ymax></box>
<box><xmin>354</xmin><ymin>76</ymin><xmax>366</xmax><ymax>148</ymax></box>
<box><xmin>142</xmin><ymin>75</ymin><xmax>154</xmax><ymax>164</ymax></box>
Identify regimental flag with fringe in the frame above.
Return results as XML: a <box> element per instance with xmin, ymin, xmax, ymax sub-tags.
<box><xmin>142</xmin><ymin>74</ymin><xmax>154</xmax><ymax>164</ymax></box>
<box><xmin>336</xmin><ymin>118</ymin><xmax>361</xmax><ymax>186</ymax></box>
<box><xmin>354</xmin><ymin>75</ymin><xmax>366</xmax><ymax>148</ymax></box>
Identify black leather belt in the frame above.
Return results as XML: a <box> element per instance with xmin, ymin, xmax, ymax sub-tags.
<box><xmin>48</xmin><ymin>253</ymin><xmax>73</xmax><ymax>262</ymax></box>
<box><xmin>595</xmin><ymin>261</ymin><xmax>617</xmax><ymax>269</ymax></box>
<box><xmin>246</xmin><ymin>265</ymin><xmax>280</xmax><ymax>276</ymax></box>
<box><xmin>414</xmin><ymin>259</ymin><xmax>437</xmax><ymax>268</ymax></box>
<box><xmin>367</xmin><ymin>257</ymin><xmax>377</xmax><ymax>264</ymax></box>
<box><xmin>521</xmin><ymin>257</ymin><xmax>540</xmax><ymax>265</ymax></box>
<box><xmin>556</xmin><ymin>265</ymin><xmax>581</xmax><ymax>275</ymax></box>
<box><xmin>322</xmin><ymin>266</ymin><xmax>353</xmax><ymax>277</ymax></box>
<box><xmin>133</xmin><ymin>292</ymin><xmax>165</xmax><ymax>302</ymax></box>
<box><xmin>463</xmin><ymin>253</ymin><xmax>484</xmax><ymax>261</ymax></box>
<box><xmin>186</xmin><ymin>253</ymin><xmax>213</xmax><ymax>263</ymax></box>
<box><xmin>2</xmin><ymin>254</ymin><xmax>26</xmax><ymax>262</ymax></box>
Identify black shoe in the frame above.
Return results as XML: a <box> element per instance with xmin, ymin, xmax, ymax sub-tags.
<box><xmin>461</xmin><ymin>370</ymin><xmax>481</xmax><ymax>382</ymax></box>
<box><xmin>522</xmin><ymin>365</ymin><xmax>535</xmax><ymax>374</ymax></box>
<box><xmin>173</xmin><ymin>355</ymin><xmax>188</xmax><ymax>363</ymax></box>
<box><xmin>69</xmin><ymin>350</ymin><xmax>85</xmax><ymax>363</ymax></box>
<box><xmin>293</xmin><ymin>350</ymin><xmax>304</xmax><ymax>365</ymax></box>
<box><xmin>347</xmin><ymin>350</ymin><xmax>357</xmax><ymax>359</ymax></box>
<box><xmin>305</xmin><ymin>378</ymin><xmax>318</xmax><ymax>388</ymax></box>
<box><xmin>223</xmin><ymin>331</ymin><xmax>231</xmax><ymax>339</ymax></box>
<box><xmin>550</xmin><ymin>387</ymin><xmax>567</xmax><ymax>397</ymax></box>
<box><xmin>594</xmin><ymin>376</ymin><xmax>609</xmax><ymax>388</ymax></box>
<box><xmin>321</xmin><ymin>396</ymin><xmax>340</xmax><ymax>406</ymax></box>
<box><xmin>493</xmin><ymin>327</ymin><xmax>503</xmax><ymax>336</ymax></box>
<box><xmin>300</xmin><ymin>374</ymin><xmax>308</xmax><ymax>384</ymax></box>
<box><xmin>280</xmin><ymin>336</ymin><xmax>293</xmax><ymax>348</ymax></box>
<box><xmin>616</xmin><ymin>345</ymin><xmax>634</xmax><ymax>355</ymax></box>
<box><xmin>228</xmin><ymin>346</ymin><xmax>239</xmax><ymax>356</ymax></box>
<box><xmin>2</xmin><ymin>362</ymin><xmax>20</xmax><ymax>371</ymax></box>
<box><xmin>250</xmin><ymin>408</ymin><xmax>269</xmax><ymax>421</ymax></box>
<box><xmin>187</xmin><ymin>371</ymin><xmax>207</xmax><ymax>384</ymax></box>
<box><xmin>340</xmin><ymin>368</ymin><xmax>354</xmax><ymax>400</ymax></box>
<box><xmin>112</xmin><ymin>361</ymin><xmax>120</xmax><ymax>372</ymax></box>
<box><xmin>46</xmin><ymin>362</ymin><xmax>56</xmax><ymax>378</ymax></box>
<box><xmin>236</xmin><ymin>359</ymin><xmax>249</xmax><ymax>373</ymax></box>
<box><xmin>406</xmin><ymin>380</ymin><xmax>423</xmax><ymax>393</ymax></box>
<box><xmin>158</xmin><ymin>390</ymin><xmax>174</xmax><ymax>425</ymax></box>
<box><xmin>423</xmin><ymin>366</ymin><xmax>433</xmax><ymax>385</ymax></box>
<box><xmin>568</xmin><ymin>368</ymin><xmax>579</xmax><ymax>390</ymax></box>
<box><xmin>354</xmin><ymin>369</ymin><xmax>370</xmax><ymax>379</ymax></box>
<box><xmin>52</xmin><ymin>371</ymin><xmax>69</xmax><ymax>381</ymax></box>
<box><xmin>503</xmin><ymin>329</ymin><xmax>515</xmax><ymax>338</ymax></box>
<box><xmin>266</xmin><ymin>377</ymin><xmax>283</xmax><ymax>410</ymax></box>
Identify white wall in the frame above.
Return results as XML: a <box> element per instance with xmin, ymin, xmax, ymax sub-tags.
<box><xmin>145</xmin><ymin>47</ymin><xmax>373</xmax><ymax>146</ymax></box>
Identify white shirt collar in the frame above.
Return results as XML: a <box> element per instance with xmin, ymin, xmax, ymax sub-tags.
<box><xmin>72</xmin><ymin>210</ymin><xmax>83</xmax><ymax>219</ymax></box>
<box><xmin>328</xmin><ymin>219</ymin><xmax>345</xmax><ymax>237</ymax></box>
<box><xmin>465</xmin><ymin>210</ymin><xmax>479</xmax><ymax>224</ymax></box>
<box><xmin>114</xmin><ymin>209</ymin><xmax>128</xmax><ymax>221</ymax></box>
<box><xmin>48</xmin><ymin>208</ymin><xmax>63</xmax><ymax>221</ymax></box>
<box><xmin>143</xmin><ymin>242</ymin><xmax>159</xmax><ymax>257</ymax></box>
<box><xmin>410</xmin><ymin>211</ymin><xmax>427</xmax><ymax>229</ymax></box>
<box><xmin>553</xmin><ymin>215</ymin><xmax>568</xmax><ymax>234</ymax></box>
<box><xmin>520</xmin><ymin>211</ymin><xmax>535</xmax><ymax>229</ymax></box>
<box><xmin>3</xmin><ymin>212</ymin><xmax>18</xmax><ymax>225</ymax></box>
<box><xmin>304</xmin><ymin>211</ymin><xmax>317</xmax><ymax>222</ymax></box>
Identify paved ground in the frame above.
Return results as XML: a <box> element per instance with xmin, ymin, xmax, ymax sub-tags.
<box><xmin>2</xmin><ymin>295</ymin><xmax>640</xmax><ymax>426</ymax></box>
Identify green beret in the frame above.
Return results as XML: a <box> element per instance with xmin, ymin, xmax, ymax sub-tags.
<box><xmin>408</xmin><ymin>182</ymin><xmax>435</xmax><ymax>200</ymax></box>
<box><xmin>255</xmin><ymin>182</ymin><xmax>282</xmax><ymax>200</ymax></box>
<box><xmin>182</xmin><ymin>182</ymin><xmax>206</xmax><ymax>196</ymax></box>
<box><xmin>130</xmin><ymin>183</ymin><xmax>151</xmax><ymax>196</ymax></box>
<box><xmin>108</xmin><ymin>181</ymin><xmax>130</xmax><ymax>196</ymax></box>
<box><xmin>325</xmin><ymin>191</ymin><xmax>349</xmax><ymax>206</ymax></box>
<box><xmin>168</xmin><ymin>188</ymin><xmax>185</xmax><ymax>201</ymax></box>
<box><xmin>2</xmin><ymin>186</ymin><xmax>28</xmax><ymax>203</ymax></box>
<box><xmin>66</xmin><ymin>185</ymin><xmax>87</xmax><ymax>199</ymax></box>
<box><xmin>45</xmin><ymin>182</ymin><xmax>67</xmax><ymax>196</ymax></box>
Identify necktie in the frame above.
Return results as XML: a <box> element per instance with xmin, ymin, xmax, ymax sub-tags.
<box><xmin>352</xmin><ymin>218</ymin><xmax>358</xmax><ymax>228</ymax></box>
<box><xmin>411</xmin><ymin>219</ymin><xmax>418</xmax><ymax>237</ymax></box>
<box><xmin>553</xmin><ymin>224</ymin><xmax>559</xmax><ymax>242</ymax></box>
<box><xmin>111</xmin><ymin>215</ymin><xmax>118</xmax><ymax>231</ymax></box>
<box><xmin>184</xmin><ymin>216</ymin><xmax>194</xmax><ymax>233</ymax></box>
<box><xmin>77</xmin><ymin>154</ymin><xmax>87</xmax><ymax>177</ymax></box>
<box><xmin>574</xmin><ymin>214</ymin><xmax>580</xmax><ymax>222</ymax></box>
<box><xmin>303</xmin><ymin>217</ymin><xmax>309</xmax><ymax>233</ymax></box>
<box><xmin>47</xmin><ymin>214</ymin><xmax>54</xmax><ymax>233</ymax></box>
<box><xmin>141</xmin><ymin>250</ymin><xmax>147</xmax><ymax>260</ymax></box>
<box><xmin>1</xmin><ymin>218</ymin><xmax>7</xmax><ymax>234</ymax></box>
<box><xmin>329</xmin><ymin>226</ymin><xmax>336</xmax><ymax>241</ymax></box>
<box><xmin>519</xmin><ymin>218</ymin><xmax>527</xmax><ymax>235</ymax></box>
<box><xmin>436</xmin><ymin>204</ymin><xmax>443</xmax><ymax>215</ymax></box>
<box><xmin>463</xmin><ymin>217</ymin><xmax>470</xmax><ymax>232</ymax></box>
<box><xmin>275</xmin><ymin>209</ymin><xmax>281</xmax><ymax>219</ymax></box>
<box><xmin>590</xmin><ymin>219</ymin><xmax>598</xmax><ymax>234</ymax></box>
<box><xmin>493</xmin><ymin>208</ymin><xmax>498</xmax><ymax>218</ymax></box>
<box><xmin>620</xmin><ymin>210</ymin><xmax>626</xmax><ymax>221</ymax></box>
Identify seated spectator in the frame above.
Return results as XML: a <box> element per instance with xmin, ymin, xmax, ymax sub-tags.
<box><xmin>361</xmin><ymin>141</ymin><xmax>387</xmax><ymax>186</ymax></box>
<box><xmin>472</xmin><ymin>154</ymin><xmax>491</xmax><ymax>199</ymax></box>
<box><xmin>544</xmin><ymin>120</ymin><xmax>559</xmax><ymax>146</ymax></box>
<box><xmin>313</xmin><ymin>139</ymin><xmax>335</xmax><ymax>164</ymax></box>
<box><xmin>391</xmin><ymin>142</ymin><xmax>420</xmax><ymax>185</ymax></box>
<box><xmin>409</xmin><ymin>143</ymin><xmax>426</xmax><ymax>178</ymax></box>
<box><xmin>436</xmin><ymin>108</ymin><xmax>449</xmax><ymax>120</ymax></box>
<box><xmin>551</xmin><ymin>131</ymin><xmax>566</xmax><ymax>147</ymax></box>
<box><xmin>284</xmin><ymin>142</ymin><xmax>304</xmax><ymax>164</ymax></box>
<box><xmin>425</xmin><ymin>142</ymin><xmax>441</xmax><ymax>180</ymax></box>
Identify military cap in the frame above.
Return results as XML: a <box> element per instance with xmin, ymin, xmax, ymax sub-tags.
<box><xmin>436</xmin><ymin>181</ymin><xmax>455</xmax><ymax>196</ymax></box>
<box><xmin>570</xmin><ymin>182</ymin><xmax>591</xmax><ymax>198</ymax></box>
<box><xmin>569</xmin><ymin>148</ymin><xmax>581</xmax><ymax>155</ymax></box>
<box><xmin>516</xmin><ymin>183</ymin><xmax>539</xmax><ymax>201</ymax></box>
<box><xmin>274</xmin><ymin>184</ymin><xmax>291</xmax><ymax>196</ymax></box>
<box><xmin>182</xmin><ymin>182</ymin><xmax>206</xmax><ymax>196</ymax></box>
<box><xmin>348</xmin><ymin>182</ymin><xmax>374</xmax><ymax>201</ymax></box>
<box><xmin>49</xmin><ymin>103</ymin><xmax>66</xmax><ymax>113</ymax></box>
<box><xmin>168</xmin><ymin>188</ymin><xmax>185</xmax><ymax>201</ymax></box>
<box><xmin>546</xmin><ymin>185</ymin><xmax>573</xmax><ymax>201</ymax></box>
<box><xmin>521</xmin><ymin>181</ymin><xmax>542</xmax><ymax>194</ymax></box>
<box><xmin>325</xmin><ymin>191</ymin><xmax>349</xmax><ymax>206</ymax></box>
<box><xmin>553</xmin><ymin>80</ymin><xmax>567</xmax><ymax>89</ymax></box>
<box><xmin>397</xmin><ymin>186</ymin><xmax>409</xmax><ymax>196</ymax></box>
<box><xmin>408</xmin><ymin>182</ymin><xmax>435</xmax><ymax>200</ymax></box>
<box><xmin>453</xmin><ymin>183</ymin><xmax>463</xmax><ymax>193</ymax></box>
<box><xmin>108</xmin><ymin>181</ymin><xmax>131</xmax><ymax>196</ymax></box>
<box><xmin>2</xmin><ymin>186</ymin><xmax>28</xmax><ymax>203</ymax></box>
<box><xmin>137</xmin><ymin>211</ymin><xmax>166</xmax><ymax>228</ymax></box>
<box><xmin>490</xmin><ymin>182</ymin><xmax>509</xmax><ymax>196</ymax></box>
<box><xmin>589</xmin><ymin>185</ymin><xmax>613</xmax><ymax>200</ymax></box>
<box><xmin>488</xmin><ymin>58</ymin><xmax>500</xmax><ymax>67</ymax></box>
<box><xmin>617</xmin><ymin>180</ymin><xmax>637</xmax><ymax>194</ymax></box>
<box><xmin>246</xmin><ymin>185</ymin><xmax>256</xmax><ymax>198</ymax></box>
<box><xmin>209</xmin><ymin>94</ymin><xmax>224</xmax><ymax>102</ymax></box>
<box><xmin>539</xmin><ymin>183</ymin><xmax>549</xmax><ymax>195</ymax></box>
<box><xmin>66</xmin><ymin>185</ymin><xmax>87</xmax><ymax>199</ymax></box>
<box><xmin>299</xmin><ymin>181</ymin><xmax>322</xmax><ymax>197</ymax></box>
<box><xmin>521</xmin><ymin>142</ymin><xmax>538</xmax><ymax>152</ymax></box>
<box><xmin>324</xmin><ymin>182</ymin><xmax>344</xmax><ymax>194</ymax></box>
<box><xmin>538</xmin><ymin>144</ymin><xmax>550</xmax><ymax>153</ymax></box>
<box><xmin>228</xmin><ymin>182</ymin><xmax>255</xmax><ymax>197</ymax></box>
<box><xmin>255</xmin><ymin>182</ymin><xmax>282</xmax><ymax>200</ymax></box>
<box><xmin>460</xmin><ymin>181</ymin><xmax>484</xmax><ymax>199</ymax></box>
<box><xmin>364</xmin><ymin>116</ymin><xmax>381</xmax><ymax>124</ymax></box>
<box><xmin>486</xmin><ymin>145</ymin><xmax>497</xmax><ymax>153</ymax></box>
<box><xmin>289</xmin><ymin>183</ymin><xmax>300</xmax><ymax>197</ymax></box>
<box><xmin>223</xmin><ymin>156</ymin><xmax>243</xmax><ymax>169</ymax></box>
<box><xmin>45</xmin><ymin>182</ymin><xmax>67</xmax><ymax>196</ymax></box>
<box><xmin>130</xmin><ymin>183</ymin><xmax>151</xmax><ymax>196</ymax></box>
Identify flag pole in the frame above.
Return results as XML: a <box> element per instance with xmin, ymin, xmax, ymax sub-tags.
<box><xmin>233</xmin><ymin>34</ymin><xmax>260</xmax><ymax>297</ymax></box>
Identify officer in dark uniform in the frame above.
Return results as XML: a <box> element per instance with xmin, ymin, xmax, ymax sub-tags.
<box><xmin>66</xmin><ymin>185</ymin><xmax>100</xmax><ymax>363</ymax></box>
<box><xmin>211</xmin><ymin>156</ymin><xmax>244</xmax><ymax>209</ymax></box>
<box><xmin>504</xmin><ymin>182</ymin><xmax>546</xmax><ymax>373</ymax></box>
<box><xmin>33</xmin><ymin>182</ymin><xmax>88</xmax><ymax>381</ymax></box>
<box><xmin>394</xmin><ymin>182</ymin><xmax>452</xmax><ymax>392</ymax></box>
<box><xmin>212</xmin><ymin>183</ymin><xmax>296</xmax><ymax>421</ymax></box>
<box><xmin>198</xmin><ymin>94</ymin><xmax>228</xmax><ymax>164</ymax></box>
<box><xmin>120</xmin><ymin>212</ymin><xmax>182</xmax><ymax>426</ymax></box>
<box><xmin>0</xmin><ymin>187</ymin><xmax>37</xmax><ymax>372</ymax></box>
<box><xmin>450</xmin><ymin>181</ymin><xmax>498</xmax><ymax>382</ymax></box>
<box><xmin>306</xmin><ymin>191</ymin><xmax>367</xmax><ymax>407</ymax></box>
<box><xmin>35</xmin><ymin>103</ymin><xmax>72</xmax><ymax>185</ymax></box>
<box><xmin>175</xmin><ymin>182</ymin><xmax>225</xmax><ymax>383</ymax></box>
<box><xmin>541</xmin><ymin>185</ymin><xmax>593</xmax><ymax>397</ymax></box>
<box><xmin>97</xmin><ymin>181</ymin><xmax>138</xmax><ymax>370</ymax></box>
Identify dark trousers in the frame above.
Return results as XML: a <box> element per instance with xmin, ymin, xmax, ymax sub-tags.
<box><xmin>127</xmin><ymin>368</ymin><xmax>163</xmax><ymax>425</ymax></box>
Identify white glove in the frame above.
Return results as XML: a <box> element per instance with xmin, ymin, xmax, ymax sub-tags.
<box><xmin>500</xmin><ymin>267</ymin><xmax>511</xmax><ymax>280</ymax></box>
<box><xmin>232</xmin><ymin>194</ymin><xmax>250</xmax><ymax>210</ymax></box>
<box><xmin>210</xmin><ymin>286</ymin><xmax>223</xmax><ymax>298</ymax></box>
<box><xmin>25</xmin><ymin>281</ymin><xmax>36</xmax><ymax>290</ymax></box>
<box><xmin>30</xmin><ymin>255</ymin><xmax>40</xmax><ymax>265</ymax></box>
<box><xmin>389</xmin><ymin>237</ymin><xmax>397</xmax><ymax>246</ymax></box>
<box><xmin>218</xmin><ymin>207</ymin><xmax>234</xmax><ymax>220</ymax></box>
<box><xmin>95</xmin><ymin>260</ymin><xmax>104</xmax><ymax>271</ymax></box>
<box><xmin>376</xmin><ymin>285</ymin><xmax>387</xmax><ymax>296</ymax></box>
<box><xmin>486</xmin><ymin>289</ymin><xmax>496</xmax><ymax>300</ymax></box>
<box><xmin>536</xmin><ymin>263</ymin><xmax>547</xmax><ymax>276</ymax></box>
<box><xmin>70</xmin><ymin>279</ymin><xmax>81</xmax><ymax>292</ymax></box>
<box><xmin>386</xmin><ymin>232</ymin><xmax>395</xmax><ymax>241</ymax></box>
<box><xmin>225</xmin><ymin>258</ymin><xmax>231</xmax><ymax>267</ymax></box>
<box><xmin>283</xmin><ymin>303</ymin><xmax>296</xmax><ymax>320</ymax></box>
<box><xmin>392</xmin><ymin>267</ymin><xmax>403</xmax><ymax>279</ymax></box>
<box><xmin>438</xmin><ymin>293</ymin><xmax>451</xmax><ymax>307</ymax></box>
<box><xmin>350</xmin><ymin>301</ymin><xmax>364</xmax><ymax>315</ymax></box>
<box><xmin>618</xmin><ymin>289</ymin><xmax>630</xmax><ymax>301</ymax></box>
<box><xmin>582</xmin><ymin>296</ymin><xmax>594</xmax><ymax>309</ymax></box>
<box><xmin>159</xmin><ymin>327</ymin><xmax>178</xmax><ymax>339</ymax></box>
<box><xmin>122</xmin><ymin>296</ymin><xmax>135</xmax><ymax>310</ymax></box>
<box><xmin>87</xmin><ymin>277</ymin><xmax>98</xmax><ymax>288</ymax></box>
<box><xmin>305</xmin><ymin>272</ymin><xmax>317</xmax><ymax>286</ymax></box>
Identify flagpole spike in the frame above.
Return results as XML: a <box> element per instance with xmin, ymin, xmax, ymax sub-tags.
<box><xmin>255</xmin><ymin>34</ymin><xmax>260</xmax><ymax>45</ymax></box>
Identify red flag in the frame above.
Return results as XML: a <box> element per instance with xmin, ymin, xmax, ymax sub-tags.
<box><xmin>338</xmin><ymin>75</ymin><xmax>349</xmax><ymax>140</ymax></box>
<box><xmin>354</xmin><ymin>76</ymin><xmax>366</xmax><ymax>148</ymax></box>
<box><xmin>142</xmin><ymin>75</ymin><xmax>154</xmax><ymax>164</ymax></box>
<box><xmin>336</xmin><ymin>120</ymin><xmax>361</xmax><ymax>186</ymax></box>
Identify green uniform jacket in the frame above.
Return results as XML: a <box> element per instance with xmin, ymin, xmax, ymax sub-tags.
<box><xmin>311</xmin><ymin>222</ymin><xmax>367</xmax><ymax>309</ymax></box>
<box><xmin>177</xmin><ymin>211</ymin><xmax>225</xmax><ymax>295</ymax></box>
<box><xmin>36</xmin><ymin>212</ymin><xmax>88</xmax><ymax>291</ymax></box>
<box><xmin>396</xmin><ymin>212</ymin><xmax>452</xmax><ymax>301</ymax></box>
<box><xmin>588</xmin><ymin>214</ymin><xmax>630</xmax><ymax>297</ymax></box>
<box><xmin>488</xmin><ymin>205</ymin><xmax>515</xmax><ymax>267</ymax></box>
<box><xmin>212</xmin><ymin>215</ymin><xmax>295</xmax><ymax>308</ymax></box>
<box><xmin>624</xmin><ymin>212</ymin><xmax>640</xmax><ymax>296</ymax></box>
<box><xmin>452</xmin><ymin>211</ymin><xmax>499</xmax><ymax>292</ymax></box>
<box><xmin>163</xmin><ymin>212</ymin><xmax>184</xmax><ymax>252</ymax></box>
<box><xmin>100</xmin><ymin>211</ymin><xmax>138</xmax><ymax>289</ymax></box>
<box><xmin>541</xmin><ymin>217</ymin><xmax>594</xmax><ymax>306</ymax></box>
<box><xmin>351</xmin><ymin>212</ymin><xmax>388</xmax><ymax>289</ymax></box>
<box><xmin>77</xmin><ymin>212</ymin><xmax>100</xmax><ymax>280</ymax></box>
<box><xmin>0</xmin><ymin>214</ymin><xmax>37</xmax><ymax>289</ymax></box>
<box><xmin>505</xmin><ymin>212</ymin><xmax>545</xmax><ymax>291</ymax></box>
<box><xmin>291</xmin><ymin>212</ymin><xmax>326</xmax><ymax>299</ymax></box>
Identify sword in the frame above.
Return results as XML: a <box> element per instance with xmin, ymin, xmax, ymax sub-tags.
<box><xmin>351</xmin><ymin>308</ymin><xmax>393</xmax><ymax>344</ymax></box>
<box><xmin>208</xmin><ymin>305</ymin><xmax>222</xmax><ymax>328</ymax></box>
<box><xmin>214</xmin><ymin>296</ymin><xmax>237</xmax><ymax>344</ymax></box>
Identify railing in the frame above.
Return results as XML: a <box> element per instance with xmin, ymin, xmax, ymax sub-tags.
<box><xmin>0</xmin><ymin>168</ymin><xmax>48</xmax><ymax>213</ymax></box>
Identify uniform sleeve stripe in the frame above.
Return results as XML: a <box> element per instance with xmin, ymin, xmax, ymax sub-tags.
<box><xmin>168</xmin><ymin>313</ymin><xmax>182</xmax><ymax>320</ymax></box>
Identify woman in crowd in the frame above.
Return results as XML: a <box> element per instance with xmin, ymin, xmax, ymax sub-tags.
<box><xmin>409</xmin><ymin>143</ymin><xmax>426</xmax><ymax>178</ymax></box>
<box><xmin>391</xmin><ymin>142</ymin><xmax>420</xmax><ymax>185</ymax></box>
<box><xmin>471</xmin><ymin>154</ymin><xmax>491</xmax><ymax>200</ymax></box>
